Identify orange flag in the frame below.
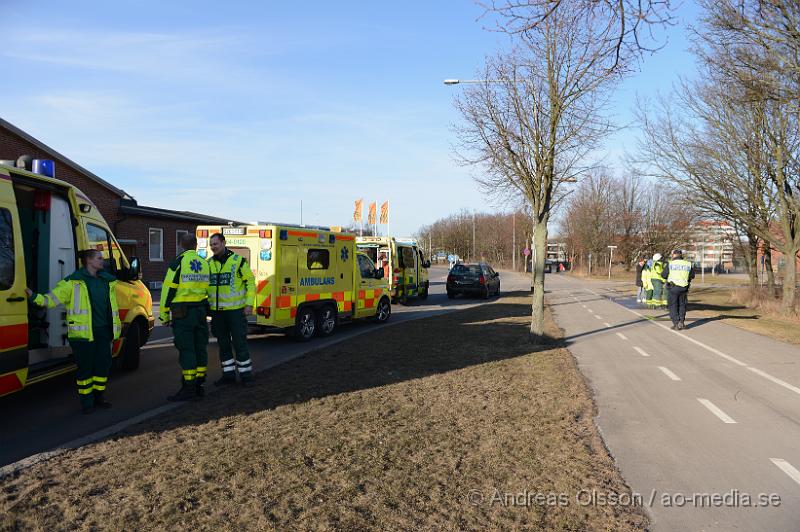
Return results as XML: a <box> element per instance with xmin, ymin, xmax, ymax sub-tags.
<box><xmin>380</xmin><ymin>201</ymin><xmax>389</xmax><ymax>224</ymax></box>
<box><xmin>353</xmin><ymin>199</ymin><xmax>363</xmax><ymax>222</ymax></box>
<box><xmin>367</xmin><ymin>202</ymin><xmax>377</xmax><ymax>225</ymax></box>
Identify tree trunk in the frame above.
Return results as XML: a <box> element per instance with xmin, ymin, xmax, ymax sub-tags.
<box><xmin>746</xmin><ymin>236</ymin><xmax>758</xmax><ymax>293</ymax></box>
<box><xmin>530</xmin><ymin>216</ymin><xmax>548</xmax><ymax>342</ymax></box>
<box><xmin>764</xmin><ymin>244</ymin><xmax>776</xmax><ymax>297</ymax></box>
<box><xmin>780</xmin><ymin>248</ymin><xmax>797</xmax><ymax>315</ymax></box>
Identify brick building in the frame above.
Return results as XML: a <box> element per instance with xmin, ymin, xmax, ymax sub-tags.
<box><xmin>0</xmin><ymin>117</ymin><xmax>236</xmax><ymax>286</ymax></box>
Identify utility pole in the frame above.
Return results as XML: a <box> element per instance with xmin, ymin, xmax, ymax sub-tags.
<box><xmin>607</xmin><ymin>245</ymin><xmax>617</xmax><ymax>280</ymax></box>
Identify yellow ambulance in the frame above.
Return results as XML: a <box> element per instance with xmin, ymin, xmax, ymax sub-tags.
<box><xmin>356</xmin><ymin>236</ymin><xmax>431</xmax><ymax>304</ymax></box>
<box><xmin>195</xmin><ymin>224</ymin><xmax>390</xmax><ymax>340</ymax></box>
<box><xmin>0</xmin><ymin>162</ymin><xmax>154</xmax><ymax>397</ymax></box>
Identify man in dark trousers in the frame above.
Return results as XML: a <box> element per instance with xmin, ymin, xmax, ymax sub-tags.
<box><xmin>160</xmin><ymin>234</ymin><xmax>210</xmax><ymax>400</ymax></box>
<box><xmin>661</xmin><ymin>249</ymin><xmax>695</xmax><ymax>330</ymax></box>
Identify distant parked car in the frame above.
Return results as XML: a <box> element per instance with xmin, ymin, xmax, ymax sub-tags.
<box><xmin>446</xmin><ymin>263</ymin><xmax>501</xmax><ymax>299</ymax></box>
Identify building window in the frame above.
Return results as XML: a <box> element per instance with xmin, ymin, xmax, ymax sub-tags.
<box><xmin>149</xmin><ymin>228</ymin><xmax>163</xmax><ymax>261</ymax></box>
<box><xmin>176</xmin><ymin>230</ymin><xmax>189</xmax><ymax>255</ymax></box>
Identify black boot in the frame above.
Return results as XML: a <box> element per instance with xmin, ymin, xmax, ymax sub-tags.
<box><xmin>214</xmin><ymin>373</ymin><xmax>236</xmax><ymax>387</ymax></box>
<box><xmin>168</xmin><ymin>380</ymin><xmax>197</xmax><ymax>402</ymax></box>
<box><xmin>94</xmin><ymin>391</ymin><xmax>112</xmax><ymax>409</ymax></box>
<box><xmin>240</xmin><ymin>372</ymin><xmax>255</xmax><ymax>387</ymax></box>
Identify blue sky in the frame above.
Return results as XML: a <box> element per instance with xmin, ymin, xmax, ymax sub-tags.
<box><xmin>2</xmin><ymin>1</ymin><xmax>700</xmax><ymax>236</ymax></box>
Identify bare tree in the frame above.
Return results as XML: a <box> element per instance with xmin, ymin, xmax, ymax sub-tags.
<box><xmin>640</xmin><ymin>1</ymin><xmax>800</xmax><ymax>313</ymax></box>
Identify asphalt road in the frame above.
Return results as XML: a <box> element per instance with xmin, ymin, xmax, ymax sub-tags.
<box><xmin>546</xmin><ymin>274</ymin><xmax>800</xmax><ymax>531</ymax></box>
<box><xmin>0</xmin><ymin>267</ymin><xmax>531</xmax><ymax>469</ymax></box>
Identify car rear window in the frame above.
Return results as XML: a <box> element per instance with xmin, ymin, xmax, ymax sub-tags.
<box><xmin>452</xmin><ymin>265</ymin><xmax>482</xmax><ymax>275</ymax></box>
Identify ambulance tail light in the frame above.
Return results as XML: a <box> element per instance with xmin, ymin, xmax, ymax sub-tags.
<box><xmin>393</xmin><ymin>267</ymin><xmax>401</xmax><ymax>274</ymax></box>
<box><xmin>479</xmin><ymin>275</ymin><xmax>486</xmax><ymax>285</ymax></box>
<box><xmin>197</xmin><ymin>230</ymin><xmax>209</xmax><ymax>238</ymax></box>
<box><xmin>257</xmin><ymin>306</ymin><xmax>270</xmax><ymax>317</ymax></box>
<box><xmin>259</xmin><ymin>230</ymin><xmax>272</xmax><ymax>238</ymax></box>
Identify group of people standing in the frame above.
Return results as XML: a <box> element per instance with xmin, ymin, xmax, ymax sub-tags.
<box><xmin>27</xmin><ymin>232</ymin><xmax>256</xmax><ymax>413</ymax></box>
<box><xmin>635</xmin><ymin>250</ymin><xmax>695</xmax><ymax>330</ymax></box>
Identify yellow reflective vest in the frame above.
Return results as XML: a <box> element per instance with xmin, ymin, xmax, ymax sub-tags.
<box><xmin>667</xmin><ymin>259</ymin><xmax>693</xmax><ymax>287</ymax></box>
<box><xmin>160</xmin><ymin>250</ymin><xmax>210</xmax><ymax>323</ymax></box>
<box><xmin>641</xmin><ymin>267</ymin><xmax>653</xmax><ymax>290</ymax></box>
<box><xmin>207</xmin><ymin>249</ymin><xmax>255</xmax><ymax>311</ymax></box>
<box><xmin>32</xmin><ymin>270</ymin><xmax>121</xmax><ymax>341</ymax></box>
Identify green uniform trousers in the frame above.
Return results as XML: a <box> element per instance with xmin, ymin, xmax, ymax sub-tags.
<box><xmin>172</xmin><ymin>305</ymin><xmax>209</xmax><ymax>383</ymax></box>
<box><xmin>210</xmin><ymin>308</ymin><xmax>252</xmax><ymax>376</ymax></box>
<box><xmin>651</xmin><ymin>279</ymin><xmax>666</xmax><ymax>306</ymax></box>
<box><xmin>71</xmin><ymin>327</ymin><xmax>113</xmax><ymax>408</ymax></box>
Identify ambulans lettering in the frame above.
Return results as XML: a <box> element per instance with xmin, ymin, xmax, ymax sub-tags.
<box><xmin>299</xmin><ymin>277</ymin><xmax>335</xmax><ymax>286</ymax></box>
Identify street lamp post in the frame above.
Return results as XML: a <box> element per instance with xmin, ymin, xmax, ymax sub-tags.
<box><xmin>607</xmin><ymin>245</ymin><xmax>617</xmax><ymax>280</ymax></box>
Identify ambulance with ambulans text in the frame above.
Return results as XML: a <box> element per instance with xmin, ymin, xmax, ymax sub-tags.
<box><xmin>356</xmin><ymin>236</ymin><xmax>430</xmax><ymax>304</ymax></box>
<box><xmin>0</xmin><ymin>160</ymin><xmax>154</xmax><ymax>397</ymax></box>
<box><xmin>195</xmin><ymin>224</ymin><xmax>390</xmax><ymax>340</ymax></box>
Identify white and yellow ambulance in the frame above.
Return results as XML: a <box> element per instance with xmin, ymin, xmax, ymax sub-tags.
<box><xmin>356</xmin><ymin>236</ymin><xmax>430</xmax><ymax>304</ymax></box>
<box><xmin>0</xmin><ymin>162</ymin><xmax>154</xmax><ymax>397</ymax></box>
<box><xmin>196</xmin><ymin>224</ymin><xmax>391</xmax><ymax>340</ymax></box>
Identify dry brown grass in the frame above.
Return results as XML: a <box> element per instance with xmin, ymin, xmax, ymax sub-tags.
<box><xmin>1</xmin><ymin>293</ymin><xmax>648</xmax><ymax>531</ymax></box>
<box><xmin>689</xmin><ymin>286</ymin><xmax>800</xmax><ymax>345</ymax></box>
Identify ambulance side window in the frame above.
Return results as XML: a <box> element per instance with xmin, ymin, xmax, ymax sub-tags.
<box><xmin>86</xmin><ymin>223</ymin><xmax>120</xmax><ymax>272</ymax></box>
<box><xmin>307</xmin><ymin>249</ymin><xmax>329</xmax><ymax>270</ymax></box>
<box><xmin>0</xmin><ymin>208</ymin><xmax>14</xmax><ymax>290</ymax></box>
<box><xmin>400</xmin><ymin>247</ymin><xmax>415</xmax><ymax>268</ymax></box>
<box><xmin>357</xmin><ymin>254</ymin><xmax>375</xmax><ymax>278</ymax></box>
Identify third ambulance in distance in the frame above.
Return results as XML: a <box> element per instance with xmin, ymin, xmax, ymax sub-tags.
<box><xmin>356</xmin><ymin>236</ymin><xmax>430</xmax><ymax>304</ymax></box>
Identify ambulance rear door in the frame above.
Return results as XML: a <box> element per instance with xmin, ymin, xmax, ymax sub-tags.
<box><xmin>0</xmin><ymin>172</ymin><xmax>29</xmax><ymax>396</ymax></box>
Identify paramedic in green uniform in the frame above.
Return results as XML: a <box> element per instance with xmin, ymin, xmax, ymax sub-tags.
<box><xmin>160</xmin><ymin>233</ymin><xmax>210</xmax><ymax>401</ymax></box>
<box><xmin>27</xmin><ymin>249</ymin><xmax>121</xmax><ymax>414</ymax></box>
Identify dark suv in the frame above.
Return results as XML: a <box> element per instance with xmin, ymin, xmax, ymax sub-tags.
<box><xmin>446</xmin><ymin>263</ymin><xmax>501</xmax><ymax>299</ymax></box>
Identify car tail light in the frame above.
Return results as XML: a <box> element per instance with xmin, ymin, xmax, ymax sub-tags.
<box><xmin>479</xmin><ymin>275</ymin><xmax>486</xmax><ymax>285</ymax></box>
<box><xmin>257</xmin><ymin>306</ymin><xmax>270</xmax><ymax>317</ymax></box>
<box><xmin>447</xmin><ymin>274</ymin><xmax>454</xmax><ymax>283</ymax></box>
<box><xmin>393</xmin><ymin>267</ymin><xmax>401</xmax><ymax>274</ymax></box>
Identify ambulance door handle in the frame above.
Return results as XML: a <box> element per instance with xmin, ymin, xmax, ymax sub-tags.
<box><xmin>7</xmin><ymin>296</ymin><xmax>25</xmax><ymax>302</ymax></box>
<box><xmin>284</xmin><ymin>277</ymin><xmax>291</xmax><ymax>283</ymax></box>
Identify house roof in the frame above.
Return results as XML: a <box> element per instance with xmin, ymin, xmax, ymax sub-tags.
<box><xmin>0</xmin><ymin>116</ymin><xmax>132</xmax><ymax>199</ymax></box>
<box><xmin>119</xmin><ymin>198</ymin><xmax>239</xmax><ymax>225</ymax></box>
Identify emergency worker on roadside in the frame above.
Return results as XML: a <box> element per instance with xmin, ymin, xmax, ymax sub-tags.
<box><xmin>161</xmin><ymin>233</ymin><xmax>210</xmax><ymax>401</ymax></box>
<box><xmin>641</xmin><ymin>260</ymin><xmax>653</xmax><ymax>308</ymax></box>
<box><xmin>207</xmin><ymin>233</ymin><xmax>256</xmax><ymax>386</ymax></box>
<box><xmin>650</xmin><ymin>253</ymin><xmax>667</xmax><ymax>309</ymax></box>
<box><xmin>661</xmin><ymin>249</ymin><xmax>695</xmax><ymax>330</ymax></box>
<box><xmin>26</xmin><ymin>249</ymin><xmax>121</xmax><ymax>414</ymax></box>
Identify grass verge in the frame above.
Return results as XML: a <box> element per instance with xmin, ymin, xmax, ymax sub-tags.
<box><xmin>1</xmin><ymin>293</ymin><xmax>648</xmax><ymax>531</ymax></box>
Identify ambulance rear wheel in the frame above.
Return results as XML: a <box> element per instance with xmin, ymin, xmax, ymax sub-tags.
<box><xmin>316</xmin><ymin>305</ymin><xmax>337</xmax><ymax>337</ymax></box>
<box><xmin>294</xmin><ymin>307</ymin><xmax>316</xmax><ymax>342</ymax></box>
<box><xmin>374</xmin><ymin>297</ymin><xmax>391</xmax><ymax>323</ymax></box>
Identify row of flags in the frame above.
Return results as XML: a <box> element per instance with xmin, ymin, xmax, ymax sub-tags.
<box><xmin>354</xmin><ymin>199</ymin><xmax>389</xmax><ymax>224</ymax></box>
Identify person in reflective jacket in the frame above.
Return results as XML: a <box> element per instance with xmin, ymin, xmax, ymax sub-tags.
<box><xmin>26</xmin><ymin>249</ymin><xmax>121</xmax><ymax>414</ymax></box>
<box><xmin>661</xmin><ymin>249</ymin><xmax>695</xmax><ymax>330</ymax></box>
<box><xmin>207</xmin><ymin>233</ymin><xmax>255</xmax><ymax>386</ymax></box>
<box><xmin>161</xmin><ymin>233</ymin><xmax>210</xmax><ymax>401</ymax></box>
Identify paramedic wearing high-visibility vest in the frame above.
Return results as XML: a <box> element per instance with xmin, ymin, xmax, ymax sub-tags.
<box><xmin>650</xmin><ymin>253</ymin><xmax>667</xmax><ymax>309</ymax></box>
<box><xmin>160</xmin><ymin>233</ymin><xmax>210</xmax><ymax>401</ymax></box>
<box><xmin>26</xmin><ymin>249</ymin><xmax>121</xmax><ymax>414</ymax></box>
<box><xmin>661</xmin><ymin>249</ymin><xmax>695</xmax><ymax>330</ymax></box>
<box><xmin>207</xmin><ymin>233</ymin><xmax>256</xmax><ymax>386</ymax></box>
